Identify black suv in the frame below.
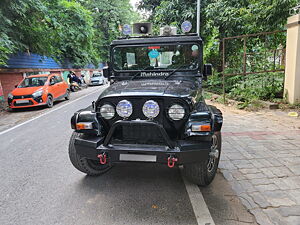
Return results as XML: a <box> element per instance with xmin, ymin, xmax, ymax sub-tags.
<box><xmin>69</xmin><ymin>33</ymin><xmax>223</xmax><ymax>186</ymax></box>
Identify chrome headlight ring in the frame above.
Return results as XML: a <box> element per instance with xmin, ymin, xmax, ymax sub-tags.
<box><xmin>142</xmin><ymin>100</ymin><xmax>160</xmax><ymax>119</ymax></box>
<box><xmin>100</xmin><ymin>104</ymin><xmax>115</xmax><ymax>119</ymax></box>
<box><xmin>168</xmin><ymin>104</ymin><xmax>185</xmax><ymax>121</ymax></box>
<box><xmin>116</xmin><ymin>100</ymin><xmax>133</xmax><ymax>118</ymax></box>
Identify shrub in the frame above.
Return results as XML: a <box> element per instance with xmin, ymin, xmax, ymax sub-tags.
<box><xmin>227</xmin><ymin>72</ymin><xmax>284</xmax><ymax>102</ymax></box>
<box><xmin>203</xmin><ymin>72</ymin><xmax>284</xmax><ymax>103</ymax></box>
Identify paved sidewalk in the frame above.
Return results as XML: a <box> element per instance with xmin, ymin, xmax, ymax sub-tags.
<box><xmin>213</xmin><ymin>102</ymin><xmax>300</xmax><ymax>225</ymax></box>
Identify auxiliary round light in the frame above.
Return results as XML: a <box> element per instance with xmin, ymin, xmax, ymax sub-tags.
<box><xmin>168</xmin><ymin>104</ymin><xmax>185</xmax><ymax>120</ymax></box>
<box><xmin>116</xmin><ymin>100</ymin><xmax>133</xmax><ymax>118</ymax></box>
<box><xmin>142</xmin><ymin>100</ymin><xmax>160</xmax><ymax>119</ymax></box>
<box><xmin>100</xmin><ymin>104</ymin><xmax>115</xmax><ymax>119</ymax></box>
<box><xmin>122</xmin><ymin>24</ymin><xmax>132</xmax><ymax>36</ymax></box>
<box><xmin>181</xmin><ymin>21</ymin><xmax>192</xmax><ymax>33</ymax></box>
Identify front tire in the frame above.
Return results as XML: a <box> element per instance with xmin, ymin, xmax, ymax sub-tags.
<box><xmin>68</xmin><ymin>132</ymin><xmax>112</xmax><ymax>176</ymax></box>
<box><xmin>65</xmin><ymin>90</ymin><xmax>70</xmax><ymax>100</ymax></box>
<box><xmin>183</xmin><ymin>132</ymin><xmax>222</xmax><ymax>186</ymax></box>
<box><xmin>46</xmin><ymin>95</ymin><xmax>54</xmax><ymax>108</ymax></box>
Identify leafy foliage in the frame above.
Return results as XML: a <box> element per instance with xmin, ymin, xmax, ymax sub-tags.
<box><xmin>0</xmin><ymin>0</ymin><xmax>138</xmax><ymax>67</ymax></box>
<box><xmin>153</xmin><ymin>0</ymin><xmax>197</xmax><ymax>31</ymax></box>
<box><xmin>139</xmin><ymin>0</ymin><xmax>297</xmax><ymax>67</ymax></box>
<box><xmin>204</xmin><ymin>72</ymin><xmax>284</xmax><ymax>103</ymax></box>
<box><xmin>228</xmin><ymin>72</ymin><xmax>284</xmax><ymax>102</ymax></box>
<box><xmin>139</xmin><ymin>0</ymin><xmax>297</xmax><ymax>103</ymax></box>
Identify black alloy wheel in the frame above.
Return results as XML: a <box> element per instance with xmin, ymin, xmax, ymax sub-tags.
<box><xmin>46</xmin><ymin>95</ymin><xmax>54</xmax><ymax>108</ymax></box>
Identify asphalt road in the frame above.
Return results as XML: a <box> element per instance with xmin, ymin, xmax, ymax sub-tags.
<box><xmin>0</xmin><ymin>86</ymin><xmax>201</xmax><ymax>225</ymax></box>
<box><xmin>0</xmin><ymin>86</ymin><xmax>257</xmax><ymax>225</ymax></box>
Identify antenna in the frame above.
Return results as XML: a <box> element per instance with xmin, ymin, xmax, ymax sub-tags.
<box><xmin>197</xmin><ymin>0</ymin><xmax>201</xmax><ymax>35</ymax></box>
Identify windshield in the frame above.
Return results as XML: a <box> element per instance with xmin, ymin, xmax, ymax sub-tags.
<box><xmin>92</xmin><ymin>74</ymin><xmax>102</xmax><ymax>77</ymax></box>
<box><xmin>113</xmin><ymin>43</ymin><xmax>200</xmax><ymax>71</ymax></box>
<box><xmin>18</xmin><ymin>77</ymin><xmax>48</xmax><ymax>88</ymax></box>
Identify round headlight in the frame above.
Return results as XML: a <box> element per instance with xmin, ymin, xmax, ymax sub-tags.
<box><xmin>143</xmin><ymin>100</ymin><xmax>160</xmax><ymax>119</ymax></box>
<box><xmin>100</xmin><ymin>104</ymin><xmax>115</xmax><ymax>119</ymax></box>
<box><xmin>116</xmin><ymin>100</ymin><xmax>133</xmax><ymax>118</ymax></box>
<box><xmin>168</xmin><ymin>104</ymin><xmax>185</xmax><ymax>120</ymax></box>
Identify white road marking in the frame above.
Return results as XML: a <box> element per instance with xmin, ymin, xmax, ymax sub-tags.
<box><xmin>181</xmin><ymin>169</ymin><xmax>216</xmax><ymax>225</ymax></box>
<box><xmin>0</xmin><ymin>87</ymin><xmax>104</xmax><ymax>136</ymax></box>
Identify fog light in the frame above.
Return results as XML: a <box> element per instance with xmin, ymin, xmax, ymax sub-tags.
<box><xmin>116</xmin><ymin>100</ymin><xmax>133</xmax><ymax>118</ymax></box>
<box><xmin>192</xmin><ymin>124</ymin><xmax>211</xmax><ymax>132</ymax></box>
<box><xmin>143</xmin><ymin>100</ymin><xmax>160</xmax><ymax>119</ymax></box>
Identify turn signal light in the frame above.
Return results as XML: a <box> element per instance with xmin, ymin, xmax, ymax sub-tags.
<box><xmin>191</xmin><ymin>124</ymin><xmax>211</xmax><ymax>132</ymax></box>
<box><xmin>76</xmin><ymin>122</ymin><xmax>93</xmax><ymax>130</ymax></box>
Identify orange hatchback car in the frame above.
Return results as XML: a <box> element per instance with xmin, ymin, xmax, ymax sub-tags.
<box><xmin>8</xmin><ymin>74</ymin><xmax>70</xmax><ymax>109</ymax></box>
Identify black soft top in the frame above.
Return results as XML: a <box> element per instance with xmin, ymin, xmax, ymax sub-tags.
<box><xmin>111</xmin><ymin>34</ymin><xmax>202</xmax><ymax>46</ymax></box>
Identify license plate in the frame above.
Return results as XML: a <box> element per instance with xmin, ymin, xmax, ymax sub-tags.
<box><xmin>119</xmin><ymin>154</ymin><xmax>157</xmax><ymax>162</ymax></box>
<box><xmin>16</xmin><ymin>100</ymin><xmax>29</xmax><ymax>104</ymax></box>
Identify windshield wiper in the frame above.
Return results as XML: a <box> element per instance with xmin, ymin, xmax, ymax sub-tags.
<box><xmin>164</xmin><ymin>65</ymin><xmax>186</xmax><ymax>80</ymax></box>
<box><xmin>131</xmin><ymin>66</ymin><xmax>154</xmax><ymax>80</ymax></box>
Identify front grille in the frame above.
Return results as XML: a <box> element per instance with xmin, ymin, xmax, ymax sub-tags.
<box><xmin>14</xmin><ymin>100</ymin><xmax>34</xmax><ymax>106</ymax></box>
<box><xmin>13</xmin><ymin>95</ymin><xmax>32</xmax><ymax>99</ymax></box>
<box><xmin>97</xmin><ymin>96</ymin><xmax>190</xmax><ymax>140</ymax></box>
<box><xmin>112</xmin><ymin>123</ymin><xmax>165</xmax><ymax>145</ymax></box>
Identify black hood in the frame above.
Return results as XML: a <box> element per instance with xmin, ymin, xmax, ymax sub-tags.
<box><xmin>99</xmin><ymin>79</ymin><xmax>199</xmax><ymax>99</ymax></box>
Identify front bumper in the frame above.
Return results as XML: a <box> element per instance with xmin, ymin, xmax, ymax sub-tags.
<box><xmin>89</xmin><ymin>80</ymin><xmax>104</xmax><ymax>85</ymax></box>
<box><xmin>8</xmin><ymin>96</ymin><xmax>46</xmax><ymax>108</ymax></box>
<box><xmin>74</xmin><ymin>120</ymin><xmax>212</xmax><ymax>164</ymax></box>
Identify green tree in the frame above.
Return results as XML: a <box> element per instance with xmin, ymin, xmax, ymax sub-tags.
<box><xmin>47</xmin><ymin>0</ymin><xmax>97</xmax><ymax>67</ymax></box>
<box><xmin>0</xmin><ymin>0</ymin><xmax>49</xmax><ymax>65</ymax></box>
<box><xmin>0</xmin><ymin>0</ymin><xmax>138</xmax><ymax>67</ymax></box>
<box><xmin>154</xmin><ymin>0</ymin><xmax>197</xmax><ymax>32</ymax></box>
<box><xmin>142</xmin><ymin>0</ymin><xmax>298</xmax><ymax>70</ymax></box>
<box><xmin>82</xmin><ymin>0</ymin><xmax>139</xmax><ymax>62</ymax></box>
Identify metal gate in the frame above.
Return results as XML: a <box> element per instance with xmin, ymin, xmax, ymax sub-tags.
<box><xmin>221</xmin><ymin>30</ymin><xmax>287</xmax><ymax>102</ymax></box>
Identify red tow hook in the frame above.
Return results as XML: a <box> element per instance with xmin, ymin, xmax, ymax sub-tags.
<box><xmin>97</xmin><ymin>153</ymin><xmax>107</xmax><ymax>165</ymax></box>
<box><xmin>167</xmin><ymin>156</ymin><xmax>178</xmax><ymax>168</ymax></box>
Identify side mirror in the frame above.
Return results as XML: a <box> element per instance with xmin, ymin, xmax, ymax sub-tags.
<box><xmin>15</xmin><ymin>85</ymin><xmax>18</xmax><ymax>88</ymax></box>
<box><xmin>102</xmin><ymin>66</ymin><xmax>110</xmax><ymax>78</ymax></box>
<box><xmin>203</xmin><ymin>64</ymin><xmax>213</xmax><ymax>76</ymax></box>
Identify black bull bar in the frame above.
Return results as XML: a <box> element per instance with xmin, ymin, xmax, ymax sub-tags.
<box><xmin>74</xmin><ymin>120</ymin><xmax>212</xmax><ymax>165</ymax></box>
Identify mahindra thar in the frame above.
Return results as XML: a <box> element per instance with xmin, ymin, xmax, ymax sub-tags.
<box><xmin>69</xmin><ymin>26</ymin><xmax>223</xmax><ymax>186</ymax></box>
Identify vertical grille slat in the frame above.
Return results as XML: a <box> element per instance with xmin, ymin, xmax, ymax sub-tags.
<box><xmin>114</xmin><ymin>123</ymin><xmax>165</xmax><ymax>145</ymax></box>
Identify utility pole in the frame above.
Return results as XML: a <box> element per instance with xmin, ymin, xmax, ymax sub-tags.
<box><xmin>197</xmin><ymin>0</ymin><xmax>201</xmax><ymax>35</ymax></box>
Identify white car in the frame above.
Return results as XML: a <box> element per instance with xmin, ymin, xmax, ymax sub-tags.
<box><xmin>89</xmin><ymin>73</ymin><xmax>107</xmax><ymax>86</ymax></box>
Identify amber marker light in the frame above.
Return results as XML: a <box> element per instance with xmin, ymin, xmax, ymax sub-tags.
<box><xmin>192</xmin><ymin>124</ymin><xmax>211</xmax><ymax>132</ymax></box>
<box><xmin>76</xmin><ymin>122</ymin><xmax>93</xmax><ymax>130</ymax></box>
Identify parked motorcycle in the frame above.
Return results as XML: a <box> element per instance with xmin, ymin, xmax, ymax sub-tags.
<box><xmin>69</xmin><ymin>82</ymin><xmax>81</xmax><ymax>92</ymax></box>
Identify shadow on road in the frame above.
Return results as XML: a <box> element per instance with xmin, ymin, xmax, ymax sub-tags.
<box><xmin>7</xmin><ymin>99</ymin><xmax>66</xmax><ymax>113</ymax></box>
<box><xmin>74</xmin><ymin>163</ymin><xmax>197</xmax><ymax>225</ymax></box>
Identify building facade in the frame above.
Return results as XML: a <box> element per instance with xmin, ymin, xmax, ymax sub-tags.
<box><xmin>0</xmin><ymin>53</ymin><xmax>102</xmax><ymax>101</ymax></box>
